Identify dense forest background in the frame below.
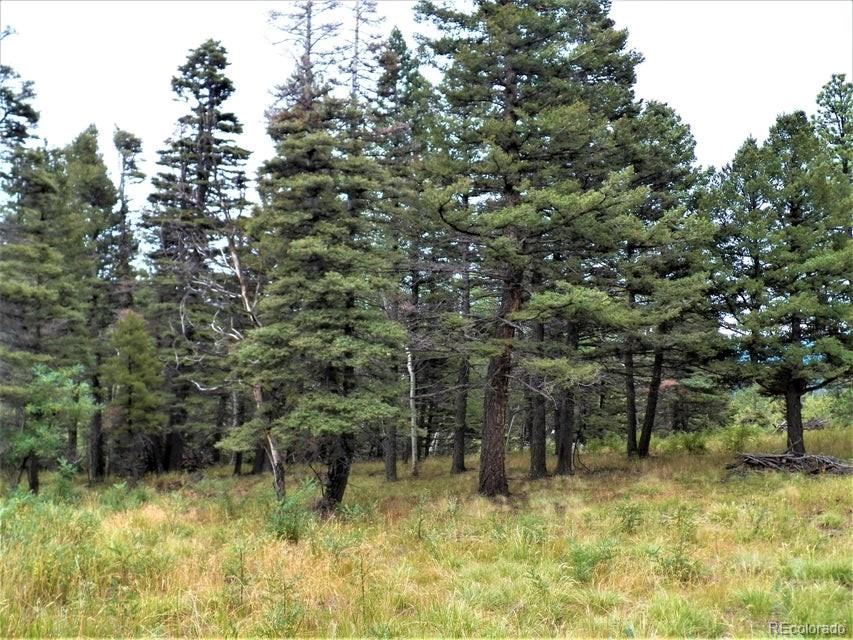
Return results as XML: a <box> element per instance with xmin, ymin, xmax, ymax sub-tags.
<box><xmin>1</xmin><ymin>0</ymin><xmax>850</xmax><ymax>509</ymax></box>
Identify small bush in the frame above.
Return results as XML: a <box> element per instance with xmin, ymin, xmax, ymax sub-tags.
<box><xmin>46</xmin><ymin>459</ymin><xmax>80</xmax><ymax>504</ymax></box>
<box><xmin>100</xmin><ymin>481</ymin><xmax>151</xmax><ymax>512</ymax></box>
<box><xmin>717</xmin><ymin>422</ymin><xmax>762</xmax><ymax>453</ymax></box>
<box><xmin>568</xmin><ymin>539</ymin><xmax>615</xmax><ymax>583</ymax></box>
<box><xmin>585</xmin><ymin>432</ymin><xmax>623</xmax><ymax>454</ymax></box>
<box><xmin>647</xmin><ymin>593</ymin><xmax>724</xmax><ymax>637</ymax></box>
<box><xmin>658</xmin><ymin>431</ymin><xmax>708</xmax><ymax>455</ymax></box>
<box><xmin>269</xmin><ymin>479</ymin><xmax>316</xmax><ymax>543</ymax></box>
<box><xmin>614</xmin><ymin>502</ymin><xmax>645</xmax><ymax>534</ymax></box>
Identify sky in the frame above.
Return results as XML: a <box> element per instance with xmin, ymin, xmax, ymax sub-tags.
<box><xmin>1</xmin><ymin>0</ymin><xmax>851</xmax><ymax>201</ymax></box>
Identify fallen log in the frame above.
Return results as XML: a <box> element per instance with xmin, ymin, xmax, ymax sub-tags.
<box><xmin>727</xmin><ymin>453</ymin><xmax>853</xmax><ymax>476</ymax></box>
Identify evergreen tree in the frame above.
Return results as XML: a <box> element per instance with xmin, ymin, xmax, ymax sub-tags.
<box><xmin>59</xmin><ymin>126</ymin><xmax>119</xmax><ymax>468</ymax></box>
<box><xmin>418</xmin><ymin>0</ymin><xmax>644</xmax><ymax>495</ymax></box>
<box><xmin>813</xmin><ymin>73</ymin><xmax>852</xmax><ymax>177</ymax></box>
<box><xmin>143</xmin><ymin>39</ymin><xmax>250</xmax><ymax>472</ymax></box>
<box><xmin>710</xmin><ymin>112</ymin><xmax>852</xmax><ymax>454</ymax></box>
<box><xmin>239</xmin><ymin>0</ymin><xmax>402</xmax><ymax>510</ymax></box>
<box><xmin>0</xmin><ymin>365</ymin><xmax>94</xmax><ymax>493</ymax></box>
<box><xmin>101</xmin><ymin>310</ymin><xmax>165</xmax><ymax>479</ymax></box>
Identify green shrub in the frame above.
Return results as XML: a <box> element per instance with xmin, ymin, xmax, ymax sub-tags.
<box><xmin>269</xmin><ymin>479</ymin><xmax>316</xmax><ymax>543</ymax></box>
<box><xmin>568</xmin><ymin>539</ymin><xmax>615</xmax><ymax>583</ymax></box>
<box><xmin>717</xmin><ymin>422</ymin><xmax>763</xmax><ymax>452</ymax></box>
<box><xmin>657</xmin><ymin>431</ymin><xmax>708</xmax><ymax>455</ymax></box>
<box><xmin>100</xmin><ymin>481</ymin><xmax>151</xmax><ymax>512</ymax></box>
<box><xmin>585</xmin><ymin>432</ymin><xmax>623</xmax><ymax>454</ymax></box>
<box><xmin>46</xmin><ymin>458</ymin><xmax>80</xmax><ymax>504</ymax></box>
<box><xmin>614</xmin><ymin>502</ymin><xmax>645</xmax><ymax>534</ymax></box>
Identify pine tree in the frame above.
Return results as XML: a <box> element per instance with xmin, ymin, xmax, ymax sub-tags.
<box><xmin>143</xmin><ymin>39</ymin><xmax>250</xmax><ymax>472</ymax></box>
<box><xmin>0</xmin><ymin>147</ymin><xmax>86</xmax><ymax>421</ymax></box>
<box><xmin>418</xmin><ymin>0</ymin><xmax>644</xmax><ymax>495</ymax></box>
<box><xmin>239</xmin><ymin>0</ymin><xmax>402</xmax><ymax>510</ymax></box>
<box><xmin>0</xmin><ymin>365</ymin><xmax>94</xmax><ymax>493</ymax></box>
<box><xmin>813</xmin><ymin>73</ymin><xmax>852</xmax><ymax>177</ymax></box>
<box><xmin>59</xmin><ymin>126</ymin><xmax>119</xmax><ymax>468</ymax></box>
<box><xmin>101</xmin><ymin>310</ymin><xmax>165</xmax><ymax>479</ymax></box>
<box><xmin>710</xmin><ymin>112</ymin><xmax>852</xmax><ymax>454</ymax></box>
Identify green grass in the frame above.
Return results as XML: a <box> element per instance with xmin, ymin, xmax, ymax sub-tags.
<box><xmin>1</xmin><ymin>427</ymin><xmax>851</xmax><ymax>637</ymax></box>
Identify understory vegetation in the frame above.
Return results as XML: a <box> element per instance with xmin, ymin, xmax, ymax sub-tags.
<box><xmin>1</xmin><ymin>427</ymin><xmax>850</xmax><ymax>638</ymax></box>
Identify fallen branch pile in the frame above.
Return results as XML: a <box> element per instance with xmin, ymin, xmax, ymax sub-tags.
<box><xmin>727</xmin><ymin>453</ymin><xmax>853</xmax><ymax>475</ymax></box>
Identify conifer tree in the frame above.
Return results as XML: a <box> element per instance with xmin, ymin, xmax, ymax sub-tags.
<box><xmin>418</xmin><ymin>0</ymin><xmax>644</xmax><ymax>495</ymax></box>
<box><xmin>813</xmin><ymin>73</ymin><xmax>852</xmax><ymax>177</ymax></box>
<box><xmin>59</xmin><ymin>126</ymin><xmax>119</xmax><ymax>467</ymax></box>
<box><xmin>101</xmin><ymin>310</ymin><xmax>165</xmax><ymax>479</ymax></box>
<box><xmin>0</xmin><ymin>365</ymin><xmax>94</xmax><ymax>493</ymax></box>
<box><xmin>239</xmin><ymin>0</ymin><xmax>402</xmax><ymax>510</ymax></box>
<box><xmin>143</xmin><ymin>39</ymin><xmax>250</xmax><ymax>471</ymax></box>
<box><xmin>711</xmin><ymin>112</ymin><xmax>852</xmax><ymax>454</ymax></box>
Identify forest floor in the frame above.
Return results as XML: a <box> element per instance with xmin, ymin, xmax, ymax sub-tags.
<box><xmin>1</xmin><ymin>428</ymin><xmax>851</xmax><ymax>638</ymax></box>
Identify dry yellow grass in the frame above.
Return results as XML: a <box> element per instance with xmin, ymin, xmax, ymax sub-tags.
<box><xmin>1</xmin><ymin>427</ymin><xmax>851</xmax><ymax>637</ymax></box>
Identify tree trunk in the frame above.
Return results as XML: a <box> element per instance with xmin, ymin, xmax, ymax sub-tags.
<box><xmin>451</xmin><ymin>358</ymin><xmax>469</xmax><ymax>474</ymax></box>
<box><xmin>89</xmin><ymin>373</ymin><xmax>106</xmax><ymax>482</ymax></box>
<box><xmin>554</xmin><ymin>324</ymin><xmax>578</xmax><ymax>475</ymax></box>
<box><xmin>406</xmin><ymin>345</ymin><xmax>419</xmax><ymax>476</ymax></box>
<box><xmin>383</xmin><ymin>420</ymin><xmax>398</xmax><ymax>481</ymax></box>
<box><xmin>27</xmin><ymin>453</ymin><xmax>39</xmax><ymax>494</ymax></box>
<box><xmin>478</xmin><ymin>276</ymin><xmax>523</xmax><ymax>497</ymax></box>
<box><xmin>233</xmin><ymin>452</ymin><xmax>243</xmax><ymax>476</ymax></box>
<box><xmin>625</xmin><ymin>344</ymin><xmax>638</xmax><ymax>457</ymax></box>
<box><xmin>554</xmin><ymin>388</ymin><xmax>576</xmax><ymax>475</ymax></box>
<box><xmin>67</xmin><ymin>424</ymin><xmax>78</xmax><ymax>466</ymax></box>
<box><xmin>785</xmin><ymin>385</ymin><xmax>806</xmax><ymax>455</ymax></box>
<box><xmin>529</xmin><ymin>322</ymin><xmax>547</xmax><ymax>479</ymax></box>
<box><xmin>451</xmin><ymin>243</ymin><xmax>471</xmax><ymax>474</ymax></box>
<box><xmin>422</xmin><ymin>401</ymin><xmax>434</xmax><ymax>459</ymax></box>
<box><xmin>317</xmin><ymin>433</ymin><xmax>355</xmax><ymax>513</ymax></box>
<box><xmin>625</xmin><ymin>287</ymin><xmax>638</xmax><ymax>457</ymax></box>
<box><xmin>638</xmin><ymin>348</ymin><xmax>664</xmax><ymax>457</ymax></box>
<box><xmin>164</xmin><ymin>430</ymin><xmax>184</xmax><ymax>472</ymax></box>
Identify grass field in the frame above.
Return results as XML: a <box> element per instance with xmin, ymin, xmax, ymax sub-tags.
<box><xmin>1</xmin><ymin>428</ymin><xmax>851</xmax><ymax>638</ymax></box>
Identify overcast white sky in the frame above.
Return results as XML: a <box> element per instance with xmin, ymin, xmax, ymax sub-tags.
<box><xmin>1</xmin><ymin>0</ymin><xmax>851</xmax><ymax>202</ymax></box>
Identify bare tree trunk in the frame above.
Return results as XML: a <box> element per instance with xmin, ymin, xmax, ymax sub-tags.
<box><xmin>89</xmin><ymin>372</ymin><xmax>106</xmax><ymax>482</ymax></box>
<box><xmin>625</xmin><ymin>287</ymin><xmax>638</xmax><ymax>457</ymax></box>
<box><xmin>406</xmin><ymin>345</ymin><xmax>419</xmax><ymax>477</ymax></box>
<box><xmin>554</xmin><ymin>324</ymin><xmax>578</xmax><ymax>475</ymax></box>
<box><xmin>478</xmin><ymin>275</ymin><xmax>523</xmax><ymax>497</ymax></box>
<box><xmin>452</xmin><ymin>242</ymin><xmax>471</xmax><ymax>474</ymax></box>
<box><xmin>638</xmin><ymin>348</ymin><xmax>664</xmax><ymax>457</ymax></box>
<box><xmin>451</xmin><ymin>357</ymin><xmax>469</xmax><ymax>474</ymax></box>
<box><xmin>383</xmin><ymin>420</ymin><xmax>398</xmax><ymax>481</ymax></box>
<box><xmin>785</xmin><ymin>385</ymin><xmax>806</xmax><ymax>455</ymax></box>
<box><xmin>317</xmin><ymin>433</ymin><xmax>355</xmax><ymax>513</ymax></box>
<box><xmin>27</xmin><ymin>453</ymin><xmax>39</xmax><ymax>494</ymax></box>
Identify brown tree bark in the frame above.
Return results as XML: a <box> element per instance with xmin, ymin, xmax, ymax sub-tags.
<box><xmin>478</xmin><ymin>274</ymin><xmax>523</xmax><ymax>497</ymax></box>
<box><xmin>625</xmin><ymin>345</ymin><xmax>638</xmax><ymax>456</ymax></box>
<box><xmin>27</xmin><ymin>453</ymin><xmax>39</xmax><ymax>494</ymax></box>
<box><xmin>383</xmin><ymin>420</ymin><xmax>398</xmax><ymax>481</ymax></box>
<box><xmin>452</xmin><ymin>242</ymin><xmax>471</xmax><ymax>474</ymax></box>
<box><xmin>451</xmin><ymin>357</ymin><xmax>469</xmax><ymax>474</ymax></box>
<box><xmin>785</xmin><ymin>385</ymin><xmax>806</xmax><ymax>455</ymax></box>
<box><xmin>318</xmin><ymin>432</ymin><xmax>355</xmax><ymax>513</ymax></box>
<box><xmin>638</xmin><ymin>348</ymin><xmax>664</xmax><ymax>457</ymax></box>
<box><xmin>554</xmin><ymin>324</ymin><xmax>579</xmax><ymax>475</ymax></box>
<box><xmin>89</xmin><ymin>373</ymin><xmax>106</xmax><ymax>482</ymax></box>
